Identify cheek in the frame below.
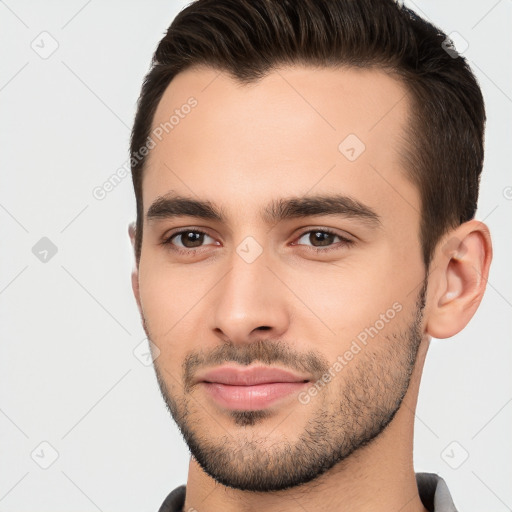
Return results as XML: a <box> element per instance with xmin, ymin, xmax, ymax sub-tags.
<box><xmin>138</xmin><ymin>259</ymin><xmax>197</xmax><ymax>342</ymax></box>
<box><xmin>292</xmin><ymin>256</ymin><xmax>418</xmax><ymax>345</ymax></box>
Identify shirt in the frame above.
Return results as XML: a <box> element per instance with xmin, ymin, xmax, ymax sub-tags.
<box><xmin>157</xmin><ymin>472</ymin><xmax>458</xmax><ymax>512</ymax></box>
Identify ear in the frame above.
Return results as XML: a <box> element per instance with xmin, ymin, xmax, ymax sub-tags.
<box><xmin>128</xmin><ymin>222</ymin><xmax>142</xmax><ymax>316</ymax></box>
<box><xmin>426</xmin><ymin>220</ymin><xmax>492</xmax><ymax>339</ymax></box>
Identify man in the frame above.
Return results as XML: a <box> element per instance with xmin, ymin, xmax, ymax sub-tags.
<box><xmin>128</xmin><ymin>0</ymin><xmax>492</xmax><ymax>510</ymax></box>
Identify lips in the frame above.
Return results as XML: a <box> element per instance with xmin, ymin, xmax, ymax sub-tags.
<box><xmin>195</xmin><ymin>365</ymin><xmax>310</xmax><ymax>386</ymax></box>
<box><xmin>196</xmin><ymin>365</ymin><xmax>311</xmax><ymax>410</ymax></box>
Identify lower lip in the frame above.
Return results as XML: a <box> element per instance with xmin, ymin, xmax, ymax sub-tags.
<box><xmin>201</xmin><ymin>382</ymin><xmax>309</xmax><ymax>410</ymax></box>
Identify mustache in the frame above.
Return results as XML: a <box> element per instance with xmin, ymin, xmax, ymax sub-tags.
<box><xmin>181</xmin><ymin>339</ymin><xmax>330</xmax><ymax>392</ymax></box>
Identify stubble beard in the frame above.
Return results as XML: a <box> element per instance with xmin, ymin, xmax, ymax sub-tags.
<box><xmin>148</xmin><ymin>282</ymin><xmax>427</xmax><ymax>492</ymax></box>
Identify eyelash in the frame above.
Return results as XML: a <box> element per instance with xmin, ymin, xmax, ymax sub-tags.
<box><xmin>161</xmin><ymin>228</ymin><xmax>354</xmax><ymax>256</ymax></box>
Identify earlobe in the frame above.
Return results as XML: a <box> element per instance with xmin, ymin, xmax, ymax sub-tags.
<box><xmin>426</xmin><ymin>220</ymin><xmax>492</xmax><ymax>339</ymax></box>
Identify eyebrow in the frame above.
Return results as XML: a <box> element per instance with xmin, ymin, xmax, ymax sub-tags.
<box><xmin>146</xmin><ymin>193</ymin><xmax>381</xmax><ymax>227</ymax></box>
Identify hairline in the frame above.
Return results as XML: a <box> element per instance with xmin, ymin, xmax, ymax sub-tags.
<box><xmin>134</xmin><ymin>63</ymin><xmax>449</xmax><ymax>271</ymax></box>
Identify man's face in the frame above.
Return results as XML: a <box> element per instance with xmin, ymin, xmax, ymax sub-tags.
<box><xmin>135</xmin><ymin>66</ymin><xmax>427</xmax><ymax>491</ymax></box>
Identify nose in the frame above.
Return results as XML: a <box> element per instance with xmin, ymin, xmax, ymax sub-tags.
<box><xmin>210</xmin><ymin>248</ymin><xmax>291</xmax><ymax>345</ymax></box>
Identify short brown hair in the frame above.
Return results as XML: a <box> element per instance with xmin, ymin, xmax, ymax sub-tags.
<box><xmin>130</xmin><ymin>0</ymin><xmax>485</xmax><ymax>267</ymax></box>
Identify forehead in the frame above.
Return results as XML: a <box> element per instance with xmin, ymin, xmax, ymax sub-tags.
<box><xmin>143</xmin><ymin>65</ymin><xmax>419</xmax><ymax>228</ymax></box>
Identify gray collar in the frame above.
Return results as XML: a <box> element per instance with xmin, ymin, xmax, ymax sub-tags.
<box><xmin>158</xmin><ymin>472</ymin><xmax>458</xmax><ymax>512</ymax></box>
<box><xmin>416</xmin><ymin>472</ymin><xmax>458</xmax><ymax>511</ymax></box>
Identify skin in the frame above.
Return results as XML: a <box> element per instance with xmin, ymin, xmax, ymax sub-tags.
<box><xmin>129</xmin><ymin>65</ymin><xmax>492</xmax><ymax>512</ymax></box>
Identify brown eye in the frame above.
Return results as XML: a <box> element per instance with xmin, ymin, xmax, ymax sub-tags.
<box><xmin>167</xmin><ymin>230</ymin><xmax>215</xmax><ymax>249</ymax></box>
<box><xmin>297</xmin><ymin>230</ymin><xmax>341</xmax><ymax>248</ymax></box>
<box><xmin>293</xmin><ymin>229</ymin><xmax>354</xmax><ymax>253</ymax></box>
<box><xmin>309</xmin><ymin>231</ymin><xmax>337</xmax><ymax>247</ymax></box>
<box><xmin>179</xmin><ymin>231</ymin><xmax>203</xmax><ymax>248</ymax></box>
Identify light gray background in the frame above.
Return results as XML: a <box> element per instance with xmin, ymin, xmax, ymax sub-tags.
<box><xmin>1</xmin><ymin>1</ymin><xmax>510</xmax><ymax>510</ymax></box>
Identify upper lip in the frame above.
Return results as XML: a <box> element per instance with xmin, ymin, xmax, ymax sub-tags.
<box><xmin>195</xmin><ymin>365</ymin><xmax>310</xmax><ymax>386</ymax></box>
